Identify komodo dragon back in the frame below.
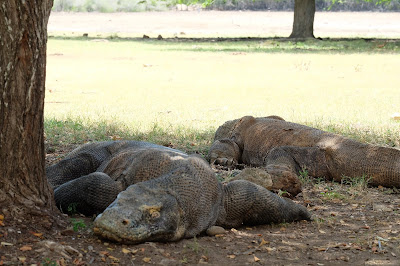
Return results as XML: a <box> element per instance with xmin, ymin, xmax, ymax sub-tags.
<box><xmin>47</xmin><ymin>140</ymin><xmax>311</xmax><ymax>244</ymax></box>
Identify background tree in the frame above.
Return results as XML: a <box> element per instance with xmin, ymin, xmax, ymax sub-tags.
<box><xmin>289</xmin><ymin>0</ymin><xmax>393</xmax><ymax>38</ymax></box>
<box><xmin>289</xmin><ymin>0</ymin><xmax>316</xmax><ymax>38</ymax></box>
<box><xmin>0</xmin><ymin>1</ymin><xmax>57</xmax><ymax>223</ymax></box>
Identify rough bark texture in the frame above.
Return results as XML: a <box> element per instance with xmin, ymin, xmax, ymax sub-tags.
<box><xmin>289</xmin><ymin>0</ymin><xmax>315</xmax><ymax>38</ymax></box>
<box><xmin>0</xmin><ymin>1</ymin><xmax>55</xmax><ymax>213</ymax></box>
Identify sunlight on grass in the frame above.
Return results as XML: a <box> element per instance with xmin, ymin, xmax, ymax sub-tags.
<box><xmin>45</xmin><ymin>39</ymin><xmax>400</xmax><ymax>148</ymax></box>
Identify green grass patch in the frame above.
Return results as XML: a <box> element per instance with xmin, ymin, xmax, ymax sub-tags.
<box><xmin>49</xmin><ymin>35</ymin><xmax>400</xmax><ymax>54</ymax></box>
<box><xmin>45</xmin><ymin>117</ymin><xmax>214</xmax><ymax>155</ymax></box>
<box><xmin>70</xmin><ymin>218</ymin><xmax>87</xmax><ymax>232</ymax></box>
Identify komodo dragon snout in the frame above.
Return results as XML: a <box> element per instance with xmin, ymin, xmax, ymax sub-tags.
<box><xmin>94</xmin><ymin>184</ymin><xmax>184</xmax><ymax>244</ymax></box>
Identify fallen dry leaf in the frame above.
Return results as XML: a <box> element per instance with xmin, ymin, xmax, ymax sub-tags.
<box><xmin>108</xmin><ymin>255</ymin><xmax>120</xmax><ymax>262</ymax></box>
<box><xmin>30</xmin><ymin>231</ymin><xmax>43</xmax><ymax>238</ymax></box>
<box><xmin>143</xmin><ymin>257</ymin><xmax>151</xmax><ymax>263</ymax></box>
<box><xmin>72</xmin><ymin>258</ymin><xmax>83</xmax><ymax>265</ymax></box>
<box><xmin>122</xmin><ymin>248</ymin><xmax>131</xmax><ymax>254</ymax></box>
<box><xmin>100</xmin><ymin>251</ymin><xmax>110</xmax><ymax>256</ymax></box>
<box><xmin>259</xmin><ymin>238</ymin><xmax>269</xmax><ymax>247</ymax></box>
<box><xmin>131</xmin><ymin>249</ymin><xmax>139</xmax><ymax>254</ymax></box>
<box><xmin>265</xmin><ymin>247</ymin><xmax>275</xmax><ymax>252</ymax></box>
<box><xmin>253</xmin><ymin>255</ymin><xmax>260</xmax><ymax>262</ymax></box>
<box><xmin>19</xmin><ymin>245</ymin><xmax>32</xmax><ymax>251</ymax></box>
<box><xmin>227</xmin><ymin>254</ymin><xmax>236</xmax><ymax>259</ymax></box>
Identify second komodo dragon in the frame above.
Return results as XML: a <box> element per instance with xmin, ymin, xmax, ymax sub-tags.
<box><xmin>209</xmin><ymin>115</ymin><xmax>400</xmax><ymax>196</ymax></box>
<box><xmin>46</xmin><ymin>141</ymin><xmax>310</xmax><ymax>244</ymax></box>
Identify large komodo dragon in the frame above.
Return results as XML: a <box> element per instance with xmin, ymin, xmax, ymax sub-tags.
<box><xmin>209</xmin><ymin>115</ymin><xmax>400</xmax><ymax>196</ymax></box>
<box><xmin>46</xmin><ymin>141</ymin><xmax>310</xmax><ymax>244</ymax></box>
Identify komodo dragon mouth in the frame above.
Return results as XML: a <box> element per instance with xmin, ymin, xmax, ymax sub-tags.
<box><xmin>93</xmin><ymin>183</ymin><xmax>185</xmax><ymax>244</ymax></box>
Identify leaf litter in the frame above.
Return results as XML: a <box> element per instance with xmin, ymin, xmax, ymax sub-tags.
<box><xmin>1</xmin><ymin>147</ymin><xmax>400</xmax><ymax>265</ymax></box>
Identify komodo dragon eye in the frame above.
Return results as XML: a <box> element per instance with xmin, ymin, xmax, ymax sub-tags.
<box><xmin>140</xmin><ymin>205</ymin><xmax>162</xmax><ymax>220</ymax></box>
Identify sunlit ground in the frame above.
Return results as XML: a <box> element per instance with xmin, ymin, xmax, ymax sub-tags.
<box><xmin>46</xmin><ymin>39</ymin><xmax>400</xmax><ymax>136</ymax></box>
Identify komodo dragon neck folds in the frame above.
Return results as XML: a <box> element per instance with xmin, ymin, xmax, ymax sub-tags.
<box><xmin>209</xmin><ymin>115</ymin><xmax>400</xmax><ymax>196</ymax></box>
<box><xmin>46</xmin><ymin>141</ymin><xmax>310</xmax><ymax>244</ymax></box>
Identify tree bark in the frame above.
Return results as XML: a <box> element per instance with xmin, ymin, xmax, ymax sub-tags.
<box><xmin>0</xmin><ymin>1</ymin><xmax>56</xmax><ymax>215</ymax></box>
<box><xmin>289</xmin><ymin>0</ymin><xmax>316</xmax><ymax>39</ymax></box>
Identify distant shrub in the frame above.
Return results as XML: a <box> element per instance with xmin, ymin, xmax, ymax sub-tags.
<box><xmin>52</xmin><ymin>0</ymin><xmax>173</xmax><ymax>12</ymax></box>
<box><xmin>208</xmin><ymin>0</ymin><xmax>400</xmax><ymax>11</ymax></box>
<box><xmin>52</xmin><ymin>0</ymin><xmax>400</xmax><ymax>12</ymax></box>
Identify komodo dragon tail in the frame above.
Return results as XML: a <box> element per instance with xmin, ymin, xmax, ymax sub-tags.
<box><xmin>323</xmin><ymin>137</ymin><xmax>400</xmax><ymax>187</ymax></box>
<box><xmin>216</xmin><ymin>180</ymin><xmax>311</xmax><ymax>228</ymax></box>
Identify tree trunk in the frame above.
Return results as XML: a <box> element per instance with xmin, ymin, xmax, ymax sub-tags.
<box><xmin>289</xmin><ymin>0</ymin><xmax>316</xmax><ymax>39</ymax></box>
<box><xmin>0</xmin><ymin>1</ymin><xmax>56</xmax><ymax>217</ymax></box>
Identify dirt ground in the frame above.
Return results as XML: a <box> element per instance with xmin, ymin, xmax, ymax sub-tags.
<box><xmin>2</xmin><ymin>11</ymin><xmax>400</xmax><ymax>266</ymax></box>
<box><xmin>1</xmin><ymin>145</ymin><xmax>400</xmax><ymax>265</ymax></box>
<box><xmin>47</xmin><ymin>11</ymin><xmax>400</xmax><ymax>38</ymax></box>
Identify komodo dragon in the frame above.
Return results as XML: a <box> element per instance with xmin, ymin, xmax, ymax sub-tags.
<box><xmin>46</xmin><ymin>141</ymin><xmax>310</xmax><ymax>244</ymax></box>
<box><xmin>209</xmin><ymin>115</ymin><xmax>400</xmax><ymax>196</ymax></box>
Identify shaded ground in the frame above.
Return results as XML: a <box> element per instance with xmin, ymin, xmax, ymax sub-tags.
<box><xmin>1</xmin><ymin>145</ymin><xmax>400</xmax><ymax>265</ymax></box>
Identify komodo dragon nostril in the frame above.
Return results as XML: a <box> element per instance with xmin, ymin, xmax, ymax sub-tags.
<box><xmin>122</xmin><ymin>219</ymin><xmax>129</xmax><ymax>225</ymax></box>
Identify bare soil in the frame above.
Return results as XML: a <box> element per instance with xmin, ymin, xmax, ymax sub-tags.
<box><xmin>47</xmin><ymin>11</ymin><xmax>400</xmax><ymax>38</ymax></box>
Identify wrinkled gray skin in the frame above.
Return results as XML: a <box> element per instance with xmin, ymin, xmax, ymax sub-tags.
<box><xmin>209</xmin><ymin>115</ymin><xmax>400</xmax><ymax>196</ymax></box>
<box><xmin>47</xmin><ymin>141</ymin><xmax>310</xmax><ymax>244</ymax></box>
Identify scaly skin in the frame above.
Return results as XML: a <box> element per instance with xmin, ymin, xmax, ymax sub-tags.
<box><xmin>209</xmin><ymin>115</ymin><xmax>400</xmax><ymax>196</ymax></box>
<box><xmin>47</xmin><ymin>140</ymin><xmax>311</xmax><ymax>244</ymax></box>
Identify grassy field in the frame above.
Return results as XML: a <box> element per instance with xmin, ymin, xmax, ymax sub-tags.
<box><xmin>45</xmin><ymin>37</ymin><xmax>400</xmax><ymax>152</ymax></box>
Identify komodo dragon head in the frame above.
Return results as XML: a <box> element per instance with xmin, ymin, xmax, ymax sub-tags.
<box><xmin>93</xmin><ymin>183</ymin><xmax>185</xmax><ymax>244</ymax></box>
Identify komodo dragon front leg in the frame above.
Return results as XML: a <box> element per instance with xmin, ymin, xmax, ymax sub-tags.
<box><xmin>53</xmin><ymin>172</ymin><xmax>123</xmax><ymax>215</ymax></box>
<box><xmin>262</xmin><ymin>146</ymin><xmax>331</xmax><ymax>196</ymax></box>
<box><xmin>209</xmin><ymin>140</ymin><xmax>331</xmax><ymax>196</ymax></box>
<box><xmin>46</xmin><ymin>142</ymin><xmax>113</xmax><ymax>189</ymax></box>
<box><xmin>46</xmin><ymin>142</ymin><xmax>124</xmax><ymax>215</ymax></box>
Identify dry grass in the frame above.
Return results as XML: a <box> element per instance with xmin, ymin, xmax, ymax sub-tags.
<box><xmin>45</xmin><ymin>38</ymin><xmax>400</xmax><ymax>148</ymax></box>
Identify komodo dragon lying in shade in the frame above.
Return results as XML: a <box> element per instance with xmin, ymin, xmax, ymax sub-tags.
<box><xmin>46</xmin><ymin>141</ymin><xmax>310</xmax><ymax>244</ymax></box>
<box><xmin>209</xmin><ymin>115</ymin><xmax>400</xmax><ymax>196</ymax></box>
